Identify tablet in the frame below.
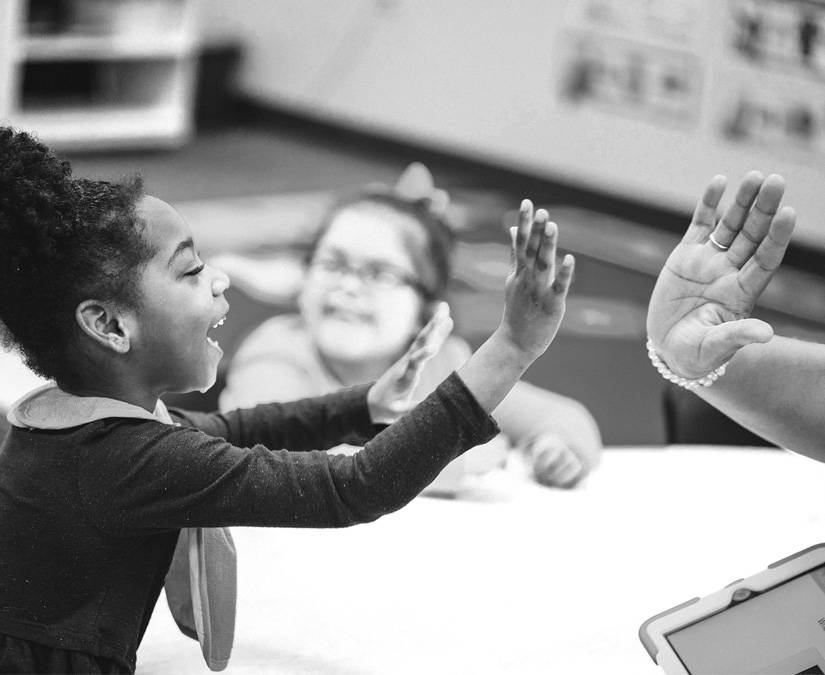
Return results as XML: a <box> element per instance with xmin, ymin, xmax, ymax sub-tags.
<box><xmin>640</xmin><ymin>543</ymin><xmax>825</xmax><ymax>675</ymax></box>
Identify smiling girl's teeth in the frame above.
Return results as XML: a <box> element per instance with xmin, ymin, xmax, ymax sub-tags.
<box><xmin>212</xmin><ymin>317</ymin><xmax>226</xmax><ymax>329</ymax></box>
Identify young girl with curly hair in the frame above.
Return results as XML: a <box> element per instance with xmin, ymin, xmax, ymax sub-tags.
<box><xmin>0</xmin><ymin>127</ymin><xmax>574</xmax><ymax>674</ymax></box>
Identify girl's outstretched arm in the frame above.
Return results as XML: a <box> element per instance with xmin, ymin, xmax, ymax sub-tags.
<box><xmin>457</xmin><ymin>200</ymin><xmax>574</xmax><ymax>413</ymax></box>
<box><xmin>78</xmin><ymin>200</ymin><xmax>577</xmax><ymax>532</ymax></box>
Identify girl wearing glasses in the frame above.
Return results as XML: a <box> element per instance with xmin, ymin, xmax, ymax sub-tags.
<box><xmin>221</xmin><ymin>165</ymin><xmax>602</xmax><ymax>489</ymax></box>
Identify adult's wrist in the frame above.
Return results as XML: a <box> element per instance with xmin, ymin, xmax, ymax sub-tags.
<box><xmin>646</xmin><ymin>338</ymin><xmax>728</xmax><ymax>390</ymax></box>
<box><xmin>645</xmin><ymin>332</ymin><xmax>706</xmax><ymax>379</ymax></box>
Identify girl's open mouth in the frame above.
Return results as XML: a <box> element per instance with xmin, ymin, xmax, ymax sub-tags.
<box><xmin>323</xmin><ymin>305</ymin><xmax>372</xmax><ymax>324</ymax></box>
<box><xmin>207</xmin><ymin>315</ymin><xmax>227</xmax><ymax>349</ymax></box>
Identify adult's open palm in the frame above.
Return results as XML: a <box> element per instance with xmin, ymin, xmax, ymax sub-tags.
<box><xmin>647</xmin><ymin>172</ymin><xmax>796</xmax><ymax>379</ymax></box>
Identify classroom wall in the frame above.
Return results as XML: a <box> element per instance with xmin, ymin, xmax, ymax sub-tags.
<box><xmin>199</xmin><ymin>0</ymin><xmax>825</xmax><ymax>250</ymax></box>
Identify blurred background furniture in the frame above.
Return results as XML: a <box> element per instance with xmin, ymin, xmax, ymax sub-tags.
<box><xmin>662</xmin><ymin>385</ymin><xmax>774</xmax><ymax>447</ymax></box>
<box><xmin>0</xmin><ymin>0</ymin><xmax>198</xmax><ymax>149</ymax></box>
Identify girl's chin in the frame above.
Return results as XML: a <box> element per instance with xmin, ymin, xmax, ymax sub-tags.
<box><xmin>193</xmin><ymin>369</ymin><xmax>218</xmax><ymax>394</ymax></box>
<box><xmin>318</xmin><ymin>317</ymin><xmax>371</xmax><ymax>335</ymax></box>
<box><xmin>190</xmin><ymin>346</ymin><xmax>222</xmax><ymax>393</ymax></box>
<box><xmin>318</xmin><ymin>340</ymin><xmax>398</xmax><ymax>364</ymax></box>
<box><xmin>317</xmin><ymin>323</ymin><xmax>410</xmax><ymax>351</ymax></box>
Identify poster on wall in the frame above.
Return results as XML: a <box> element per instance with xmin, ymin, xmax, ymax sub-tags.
<box><xmin>565</xmin><ymin>0</ymin><xmax>702</xmax><ymax>47</ymax></box>
<box><xmin>558</xmin><ymin>34</ymin><xmax>702</xmax><ymax>125</ymax></box>
<box><xmin>719</xmin><ymin>87</ymin><xmax>825</xmax><ymax>156</ymax></box>
<box><xmin>721</xmin><ymin>0</ymin><xmax>825</xmax><ymax>156</ymax></box>
<box><xmin>728</xmin><ymin>0</ymin><xmax>825</xmax><ymax>78</ymax></box>
<box><xmin>559</xmin><ymin>0</ymin><xmax>703</xmax><ymax>125</ymax></box>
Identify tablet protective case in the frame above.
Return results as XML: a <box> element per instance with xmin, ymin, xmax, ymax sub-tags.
<box><xmin>638</xmin><ymin>542</ymin><xmax>825</xmax><ymax>666</ymax></box>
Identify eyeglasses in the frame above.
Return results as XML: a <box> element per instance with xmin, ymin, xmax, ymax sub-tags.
<box><xmin>308</xmin><ymin>255</ymin><xmax>428</xmax><ymax>294</ymax></box>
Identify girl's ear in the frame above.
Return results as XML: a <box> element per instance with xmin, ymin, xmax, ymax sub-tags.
<box><xmin>75</xmin><ymin>300</ymin><xmax>132</xmax><ymax>354</ymax></box>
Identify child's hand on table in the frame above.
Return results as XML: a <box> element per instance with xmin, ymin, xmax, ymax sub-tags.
<box><xmin>367</xmin><ymin>302</ymin><xmax>453</xmax><ymax>425</ymax></box>
<box><xmin>526</xmin><ymin>433</ymin><xmax>585</xmax><ymax>488</ymax></box>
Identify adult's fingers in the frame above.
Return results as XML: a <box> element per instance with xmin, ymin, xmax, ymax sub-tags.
<box><xmin>738</xmin><ymin>206</ymin><xmax>796</xmax><ymax>297</ymax></box>
<box><xmin>726</xmin><ymin>174</ymin><xmax>786</xmax><ymax>268</ymax></box>
<box><xmin>683</xmin><ymin>175</ymin><xmax>727</xmax><ymax>244</ymax></box>
<box><xmin>710</xmin><ymin>171</ymin><xmax>764</xmax><ymax>248</ymax></box>
<box><xmin>701</xmin><ymin>317</ymin><xmax>774</xmax><ymax>365</ymax></box>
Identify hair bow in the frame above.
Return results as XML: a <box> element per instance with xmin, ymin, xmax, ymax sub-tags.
<box><xmin>394</xmin><ymin>162</ymin><xmax>450</xmax><ymax>216</ymax></box>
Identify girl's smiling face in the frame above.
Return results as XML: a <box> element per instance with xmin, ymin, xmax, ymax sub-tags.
<box><xmin>299</xmin><ymin>202</ymin><xmax>431</xmax><ymax>370</ymax></box>
<box><xmin>131</xmin><ymin>196</ymin><xmax>230</xmax><ymax>395</ymax></box>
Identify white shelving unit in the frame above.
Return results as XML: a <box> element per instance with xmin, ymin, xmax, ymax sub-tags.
<box><xmin>0</xmin><ymin>0</ymin><xmax>198</xmax><ymax>150</ymax></box>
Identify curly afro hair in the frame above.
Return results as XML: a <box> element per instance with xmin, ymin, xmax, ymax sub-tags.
<box><xmin>0</xmin><ymin>127</ymin><xmax>155</xmax><ymax>383</ymax></box>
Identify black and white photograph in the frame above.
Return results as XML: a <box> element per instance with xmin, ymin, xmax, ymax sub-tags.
<box><xmin>3</xmin><ymin>2</ymin><xmax>825</xmax><ymax>674</ymax></box>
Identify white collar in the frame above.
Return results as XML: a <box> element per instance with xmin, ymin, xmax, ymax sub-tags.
<box><xmin>6</xmin><ymin>383</ymin><xmax>173</xmax><ymax>429</ymax></box>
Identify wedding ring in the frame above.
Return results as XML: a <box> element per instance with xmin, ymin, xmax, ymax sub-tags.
<box><xmin>708</xmin><ymin>232</ymin><xmax>729</xmax><ymax>251</ymax></box>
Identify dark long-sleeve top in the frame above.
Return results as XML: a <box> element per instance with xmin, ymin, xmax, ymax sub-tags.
<box><xmin>0</xmin><ymin>373</ymin><xmax>497</xmax><ymax>673</ymax></box>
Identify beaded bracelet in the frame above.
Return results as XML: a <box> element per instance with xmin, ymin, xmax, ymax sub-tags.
<box><xmin>646</xmin><ymin>338</ymin><xmax>728</xmax><ymax>391</ymax></box>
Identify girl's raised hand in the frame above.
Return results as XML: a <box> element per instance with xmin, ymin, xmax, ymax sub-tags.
<box><xmin>498</xmin><ymin>200</ymin><xmax>575</xmax><ymax>361</ymax></box>
<box><xmin>647</xmin><ymin>172</ymin><xmax>796</xmax><ymax>379</ymax></box>
<box><xmin>367</xmin><ymin>302</ymin><xmax>454</xmax><ymax>425</ymax></box>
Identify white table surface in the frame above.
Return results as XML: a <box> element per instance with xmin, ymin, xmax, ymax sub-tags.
<box><xmin>137</xmin><ymin>447</ymin><xmax>825</xmax><ymax>674</ymax></box>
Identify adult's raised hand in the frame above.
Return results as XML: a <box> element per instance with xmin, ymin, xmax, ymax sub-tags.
<box><xmin>646</xmin><ymin>172</ymin><xmax>796</xmax><ymax>379</ymax></box>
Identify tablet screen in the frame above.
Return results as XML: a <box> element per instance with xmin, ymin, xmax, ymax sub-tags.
<box><xmin>666</xmin><ymin>563</ymin><xmax>825</xmax><ymax>674</ymax></box>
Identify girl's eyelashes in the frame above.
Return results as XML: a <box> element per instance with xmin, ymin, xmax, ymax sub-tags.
<box><xmin>183</xmin><ymin>252</ymin><xmax>205</xmax><ymax>277</ymax></box>
<box><xmin>185</xmin><ymin>262</ymin><xmax>205</xmax><ymax>277</ymax></box>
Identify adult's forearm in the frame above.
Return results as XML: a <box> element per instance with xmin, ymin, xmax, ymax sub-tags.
<box><xmin>695</xmin><ymin>335</ymin><xmax>825</xmax><ymax>460</ymax></box>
